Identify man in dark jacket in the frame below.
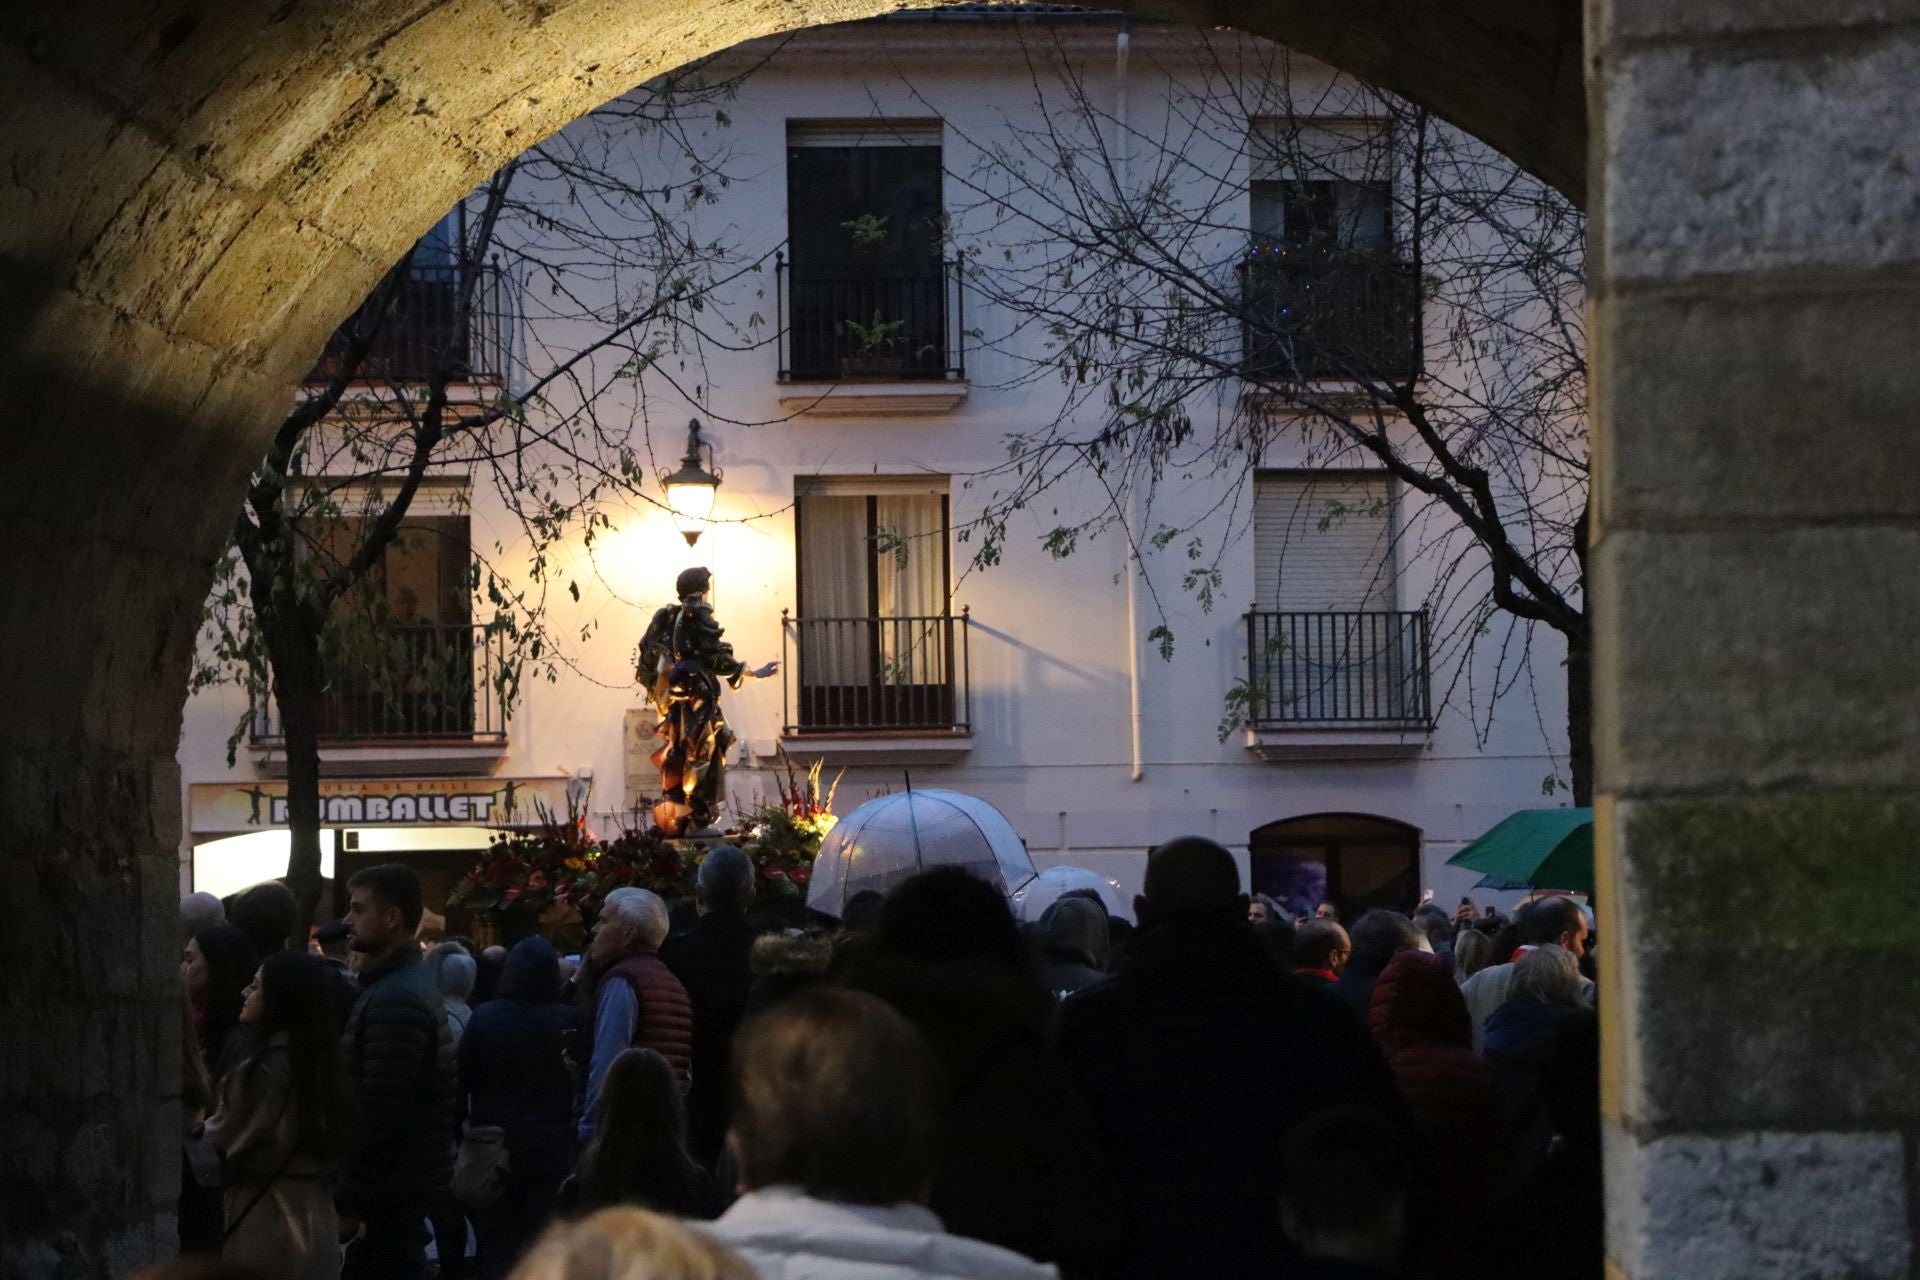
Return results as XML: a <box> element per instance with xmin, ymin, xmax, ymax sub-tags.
<box><xmin>340</xmin><ymin>863</ymin><xmax>458</xmax><ymax>1280</ymax></box>
<box><xmin>661</xmin><ymin>844</ymin><xmax>766</xmax><ymax>1165</ymax></box>
<box><xmin>1056</xmin><ymin>837</ymin><xmax>1403</xmax><ymax>1280</ymax></box>
<box><xmin>579</xmin><ymin>886</ymin><xmax>693</xmax><ymax>1142</ymax></box>
<box><xmin>1331</xmin><ymin>909</ymin><xmax>1426</xmax><ymax>1018</ymax></box>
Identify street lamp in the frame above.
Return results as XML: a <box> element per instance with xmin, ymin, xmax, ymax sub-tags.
<box><xmin>660</xmin><ymin>418</ymin><xmax>723</xmax><ymax>546</ymax></box>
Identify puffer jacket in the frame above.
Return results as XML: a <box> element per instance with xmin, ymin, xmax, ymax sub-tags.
<box><xmin>1369</xmin><ymin>950</ymin><xmax>1510</xmax><ymax>1265</ymax></box>
<box><xmin>340</xmin><ymin>945</ymin><xmax>457</xmax><ymax>1211</ymax></box>
<box><xmin>602</xmin><ymin>951</ymin><xmax>694</xmax><ymax>1077</ymax></box>
<box><xmin>703</xmin><ymin>1187</ymin><xmax>1059</xmax><ymax>1280</ymax></box>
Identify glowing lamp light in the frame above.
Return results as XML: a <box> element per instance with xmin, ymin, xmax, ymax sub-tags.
<box><xmin>661</xmin><ymin>418</ymin><xmax>723</xmax><ymax>546</ymax></box>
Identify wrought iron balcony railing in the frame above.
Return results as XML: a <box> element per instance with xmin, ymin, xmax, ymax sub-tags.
<box><xmin>308</xmin><ymin>263</ymin><xmax>510</xmax><ymax>386</ymax></box>
<box><xmin>251</xmin><ymin>623</ymin><xmax>509</xmax><ymax>744</ymax></box>
<box><xmin>1244</xmin><ymin>609</ymin><xmax>1431</xmax><ymax>728</ymax></box>
<box><xmin>1239</xmin><ymin>251</ymin><xmax>1421</xmax><ymax>382</ymax></box>
<box><xmin>775</xmin><ymin>254</ymin><xmax>966</xmax><ymax>382</ymax></box>
<box><xmin>782</xmin><ymin>609</ymin><xmax>972</xmax><ymax>734</ymax></box>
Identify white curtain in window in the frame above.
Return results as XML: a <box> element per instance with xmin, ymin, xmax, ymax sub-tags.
<box><xmin>799</xmin><ymin>495</ymin><xmax>870</xmax><ymax>686</ymax></box>
<box><xmin>876</xmin><ymin>495</ymin><xmax>947</xmax><ymax>684</ymax></box>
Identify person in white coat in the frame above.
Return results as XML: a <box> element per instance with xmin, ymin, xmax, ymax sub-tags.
<box><xmin>701</xmin><ymin>986</ymin><xmax>1059</xmax><ymax>1280</ymax></box>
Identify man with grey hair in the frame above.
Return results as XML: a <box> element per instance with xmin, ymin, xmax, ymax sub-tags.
<box><xmin>579</xmin><ymin>886</ymin><xmax>693</xmax><ymax>1142</ymax></box>
<box><xmin>663</xmin><ymin>844</ymin><xmax>767</xmax><ymax>1164</ymax></box>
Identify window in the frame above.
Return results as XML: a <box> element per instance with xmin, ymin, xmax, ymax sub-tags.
<box><xmin>791</xmin><ymin>477</ymin><xmax>961</xmax><ymax>731</ymax></box>
<box><xmin>779</xmin><ymin>121</ymin><xmax>959</xmax><ymax>381</ymax></box>
<box><xmin>1243</xmin><ymin>120</ymin><xmax>1417</xmax><ymax>379</ymax></box>
<box><xmin>266</xmin><ymin>496</ymin><xmax>495</xmax><ymax>742</ymax></box>
<box><xmin>1246</xmin><ymin>472</ymin><xmax>1428</xmax><ymax>726</ymax></box>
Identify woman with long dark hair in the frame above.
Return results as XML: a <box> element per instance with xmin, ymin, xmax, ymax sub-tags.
<box><xmin>203</xmin><ymin>952</ymin><xmax>361</xmax><ymax>1280</ymax></box>
<box><xmin>185</xmin><ymin>924</ymin><xmax>261</xmax><ymax>1080</ymax></box>
<box><xmin>564</xmin><ymin>1048</ymin><xmax>718</xmax><ymax>1219</ymax></box>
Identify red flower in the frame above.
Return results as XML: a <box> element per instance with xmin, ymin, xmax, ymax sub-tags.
<box><xmin>763</xmin><ymin>867</ymin><xmax>788</xmax><ymax>881</ymax></box>
<box><xmin>791</xmin><ymin>866</ymin><xmax>812</xmax><ymax>884</ymax></box>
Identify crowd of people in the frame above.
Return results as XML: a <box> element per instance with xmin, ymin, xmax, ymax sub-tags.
<box><xmin>166</xmin><ymin>838</ymin><xmax>1601</xmax><ymax>1280</ymax></box>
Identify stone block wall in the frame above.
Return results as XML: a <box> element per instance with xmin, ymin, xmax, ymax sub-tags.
<box><xmin>1589</xmin><ymin>2</ymin><xmax>1920</xmax><ymax>1275</ymax></box>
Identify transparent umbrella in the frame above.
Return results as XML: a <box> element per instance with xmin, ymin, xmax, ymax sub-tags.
<box><xmin>1009</xmin><ymin>864</ymin><xmax>1136</xmax><ymax>924</ymax></box>
<box><xmin>805</xmin><ymin>789</ymin><xmax>1038</xmax><ymax>919</ymax></box>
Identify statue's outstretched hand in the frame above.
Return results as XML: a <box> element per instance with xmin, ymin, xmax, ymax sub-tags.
<box><xmin>750</xmin><ymin>660</ymin><xmax>779</xmax><ymax>679</ymax></box>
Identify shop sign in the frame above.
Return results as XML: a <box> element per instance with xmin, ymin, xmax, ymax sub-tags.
<box><xmin>189</xmin><ymin>776</ymin><xmax>577</xmax><ymax>834</ymax></box>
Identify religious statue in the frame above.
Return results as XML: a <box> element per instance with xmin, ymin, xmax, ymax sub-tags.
<box><xmin>636</xmin><ymin>566</ymin><xmax>777</xmax><ymax>837</ymax></box>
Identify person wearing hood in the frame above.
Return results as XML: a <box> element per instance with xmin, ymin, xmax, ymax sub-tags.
<box><xmin>1367</xmin><ymin>951</ymin><xmax>1510</xmax><ymax>1268</ymax></box>
<box><xmin>1035</xmin><ymin>897</ymin><xmax>1109</xmax><ymax>998</ymax></box>
<box><xmin>459</xmin><ymin>937</ymin><xmax>584</xmax><ymax>1280</ymax></box>
<box><xmin>702</xmin><ymin>987</ymin><xmax>1058</xmax><ymax>1280</ymax></box>
<box><xmin>1481</xmin><ymin>944</ymin><xmax>1584</xmax><ymax>1173</ymax></box>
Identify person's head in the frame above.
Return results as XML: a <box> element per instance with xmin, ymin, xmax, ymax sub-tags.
<box><xmin>238</xmin><ymin>951</ymin><xmax>359</xmax><ymax>1154</ymax></box>
<box><xmin>425</xmin><ymin>939</ymin><xmax>471</xmax><ymax>982</ymax></box>
<box><xmin>312</xmin><ymin>918</ymin><xmax>350</xmax><ymax>962</ymax></box>
<box><xmin>496</xmin><ymin>935</ymin><xmax>563</xmax><ymax>1002</ymax></box>
<box><xmin>729</xmin><ymin>986</ymin><xmax>946</xmax><ymax>1206</ymax></box>
<box><xmin>344</xmin><ymin>864</ymin><xmax>425</xmax><ymax>959</ymax></box>
<box><xmin>1294</xmin><ymin>920</ymin><xmax>1351</xmax><ymax>975</ymax></box>
<box><xmin>1314</xmin><ymin>900</ymin><xmax>1339</xmax><ymax>922</ymax></box>
<box><xmin>675</xmin><ymin>566</ymin><xmax>712</xmax><ymax>601</ymax></box>
<box><xmin>1280</xmin><ymin>1107</ymin><xmax>1411</xmax><ymax>1266</ymax></box>
<box><xmin>509</xmin><ymin>1207</ymin><xmax>755</xmax><ymax>1280</ymax></box>
<box><xmin>838</xmin><ymin>889</ymin><xmax>886</xmax><ymax>933</ymax></box>
<box><xmin>1410</xmin><ymin>903</ymin><xmax>1452</xmax><ymax>949</ymax></box>
<box><xmin>1452</xmin><ymin>927</ymin><xmax>1496</xmax><ymax>980</ymax></box>
<box><xmin>1518</xmin><ymin>895</ymin><xmax>1589</xmax><ymax>958</ymax></box>
<box><xmin>1508</xmin><ymin>943</ymin><xmax>1581</xmax><ymax>1005</ymax></box>
<box><xmin>575</xmin><ymin>1047</ymin><xmax>695</xmax><ymax>1213</ymax></box>
<box><xmin>1038</xmin><ymin>896</ymin><xmax>1110</xmax><ymax>973</ymax></box>
<box><xmin>869</xmin><ymin>865</ymin><xmax>1031</xmax><ymax>977</ymax></box>
<box><xmin>1255</xmin><ymin>915</ymin><xmax>1298</xmax><ymax>970</ymax></box>
<box><xmin>1348</xmin><ymin>909</ymin><xmax>1425</xmax><ymax>969</ymax></box>
<box><xmin>589</xmin><ymin>887</ymin><xmax>670</xmax><ymax>968</ymax></box>
<box><xmin>1248</xmin><ymin>893</ymin><xmax>1283</xmax><ymax>925</ymax></box>
<box><xmin>184</xmin><ymin>924</ymin><xmax>260</xmax><ymax>1020</ymax></box>
<box><xmin>1137</xmin><ymin>836</ymin><xmax>1243</xmax><ymax>926</ymax></box>
<box><xmin>695</xmin><ymin>844</ymin><xmax>756</xmax><ymax>915</ymax></box>
<box><xmin>439</xmin><ymin>952</ymin><xmax>477</xmax><ymax>1003</ymax></box>
<box><xmin>180</xmin><ymin>891</ymin><xmax>225</xmax><ymax>939</ymax></box>
<box><xmin>226</xmin><ymin>880</ymin><xmax>298</xmax><ymax>957</ymax></box>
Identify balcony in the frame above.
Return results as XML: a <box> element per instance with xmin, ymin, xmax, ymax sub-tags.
<box><xmin>774</xmin><ymin>255</ymin><xmax>968</xmax><ymax>416</ymax></box>
<box><xmin>251</xmin><ymin>624</ymin><xmax>509</xmax><ymax>772</ymax></box>
<box><xmin>1239</xmin><ymin>251</ymin><xmax>1421</xmax><ymax>383</ymax></box>
<box><xmin>774</xmin><ymin>609</ymin><xmax>972</xmax><ymax>764</ymax></box>
<box><xmin>308</xmin><ymin>263</ymin><xmax>509</xmax><ymax>387</ymax></box>
<box><xmin>1242</xmin><ymin>610</ymin><xmax>1431</xmax><ymax>760</ymax></box>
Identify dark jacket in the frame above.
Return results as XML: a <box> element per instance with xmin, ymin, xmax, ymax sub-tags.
<box><xmin>847</xmin><ymin>955</ymin><xmax>1124</xmax><ymax>1280</ymax></box>
<box><xmin>341</xmin><ymin>945</ymin><xmax>457</xmax><ymax>1211</ymax></box>
<box><xmin>1483</xmin><ymin>998</ymin><xmax>1581</xmax><ymax>1170</ymax></box>
<box><xmin>662</xmin><ymin>909</ymin><xmax>766</xmax><ymax>1164</ymax></box>
<box><xmin>1330</xmin><ymin>949</ymin><xmax>1395</xmax><ymax>1020</ymax></box>
<box><xmin>602</xmin><ymin>952</ymin><xmax>694</xmax><ymax>1077</ymax></box>
<box><xmin>460</xmin><ymin>937</ymin><xmax>582</xmax><ymax>1164</ymax></box>
<box><xmin>1056</xmin><ymin>913</ymin><xmax>1403</xmax><ymax>1280</ymax></box>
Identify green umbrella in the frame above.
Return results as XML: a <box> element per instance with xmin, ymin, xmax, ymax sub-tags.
<box><xmin>1445</xmin><ymin>808</ymin><xmax>1593</xmax><ymax>893</ymax></box>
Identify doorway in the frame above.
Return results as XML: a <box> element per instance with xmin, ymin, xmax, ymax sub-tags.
<box><xmin>1249</xmin><ymin>812</ymin><xmax>1421</xmax><ymax>921</ymax></box>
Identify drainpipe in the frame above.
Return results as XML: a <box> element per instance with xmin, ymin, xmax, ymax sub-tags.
<box><xmin>1116</xmin><ymin>22</ymin><xmax>1145</xmax><ymax>784</ymax></box>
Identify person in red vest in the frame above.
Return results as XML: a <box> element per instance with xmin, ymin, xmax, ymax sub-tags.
<box><xmin>579</xmin><ymin>888</ymin><xmax>692</xmax><ymax>1143</ymax></box>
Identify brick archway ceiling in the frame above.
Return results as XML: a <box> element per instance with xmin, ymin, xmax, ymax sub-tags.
<box><xmin>0</xmin><ymin>0</ymin><xmax>1581</xmax><ymax>753</ymax></box>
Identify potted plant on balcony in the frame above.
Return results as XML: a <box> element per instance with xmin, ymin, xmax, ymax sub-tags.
<box><xmin>841</xmin><ymin>308</ymin><xmax>911</xmax><ymax>378</ymax></box>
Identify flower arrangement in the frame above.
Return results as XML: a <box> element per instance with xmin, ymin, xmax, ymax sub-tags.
<box><xmin>448</xmin><ymin>760</ymin><xmax>845</xmax><ymax>913</ymax></box>
<box><xmin>735</xmin><ymin>756</ymin><xmax>843</xmax><ymax>901</ymax></box>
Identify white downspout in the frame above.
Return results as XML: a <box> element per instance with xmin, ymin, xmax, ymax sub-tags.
<box><xmin>1116</xmin><ymin>24</ymin><xmax>1145</xmax><ymax>784</ymax></box>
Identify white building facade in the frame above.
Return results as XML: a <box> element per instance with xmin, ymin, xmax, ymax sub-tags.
<box><xmin>175</xmin><ymin>11</ymin><xmax>1577</xmax><ymax>924</ymax></box>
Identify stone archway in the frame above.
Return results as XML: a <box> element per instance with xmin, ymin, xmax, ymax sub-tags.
<box><xmin>3</xmin><ymin>1</ymin><xmax>1913</xmax><ymax>1275</ymax></box>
